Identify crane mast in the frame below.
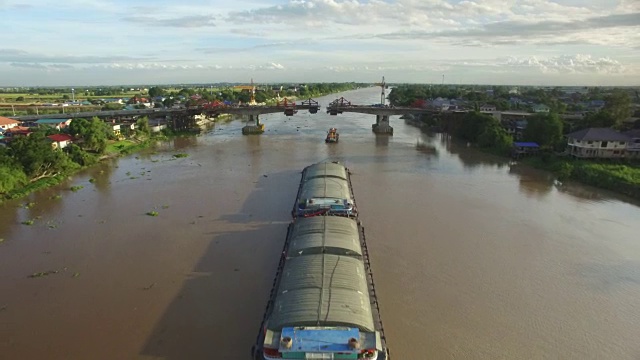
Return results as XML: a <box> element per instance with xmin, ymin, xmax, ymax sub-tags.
<box><xmin>374</xmin><ymin>76</ymin><xmax>386</xmax><ymax>105</ymax></box>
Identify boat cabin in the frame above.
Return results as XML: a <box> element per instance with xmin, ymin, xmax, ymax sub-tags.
<box><xmin>326</xmin><ymin>128</ymin><xmax>339</xmax><ymax>143</ymax></box>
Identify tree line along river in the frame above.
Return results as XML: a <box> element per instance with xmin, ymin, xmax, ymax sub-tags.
<box><xmin>1</xmin><ymin>87</ymin><xmax>639</xmax><ymax>359</ymax></box>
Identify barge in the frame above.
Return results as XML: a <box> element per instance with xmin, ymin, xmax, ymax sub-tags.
<box><xmin>292</xmin><ymin>162</ymin><xmax>357</xmax><ymax>218</ymax></box>
<box><xmin>252</xmin><ymin>162</ymin><xmax>389</xmax><ymax>360</ymax></box>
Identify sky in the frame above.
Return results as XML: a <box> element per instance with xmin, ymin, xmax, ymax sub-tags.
<box><xmin>0</xmin><ymin>0</ymin><xmax>639</xmax><ymax>87</ymax></box>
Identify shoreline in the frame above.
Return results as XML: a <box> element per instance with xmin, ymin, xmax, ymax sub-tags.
<box><xmin>404</xmin><ymin>118</ymin><xmax>640</xmax><ymax>201</ymax></box>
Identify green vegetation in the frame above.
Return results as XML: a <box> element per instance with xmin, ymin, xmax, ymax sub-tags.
<box><xmin>21</xmin><ymin>220</ymin><xmax>34</xmax><ymax>225</ymax></box>
<box><xmin>28</xmin><ymin>270</ymin><xmax>59</xmax><ymax>278</ymax></box>
<box><xmin>389</xmin><ymin>85</ymin><xmax>640</xmax><ymax>199</ymax></box>
<box><xmin>172</xmin><ymin>153</ymin><xmax>188</xmax><ymax>158</ymax></box>
<box><xmin>146</xmin><ymin>211</ymin><xmax>159</xmax><ymax>217</ymax></box>
<box><xmin>69</xmin><ymin>185</ymin><xmax>84</xmax><ymax>192</ymax></box>
<box><xmin>0</xmin><ymin>116</ymin><xmax>155</xmax><ymax>202</ymax></box>
<box><xmin>526</xmin><ymin>157</ymin><xmax>640</xmax><ymax>199</ymax></box>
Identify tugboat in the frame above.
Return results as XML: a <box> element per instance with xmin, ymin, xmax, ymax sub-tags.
<box><xmin>325</xmin><ymin>128</ymin><xmax>339</xmax><ymax>143</ymax></box>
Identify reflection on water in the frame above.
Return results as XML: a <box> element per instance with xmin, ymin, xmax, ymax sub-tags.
<box><xmin>1</xmin><ymin>87</ymin><xmax>640</xmax><ymax>360</ymax></box>
<box><xmin>447</xmin><ymin>142</ymin><xmax>509</xmax><ymax>170</ymax></box>
<box><xmin>508</xmin><ymin>164</ymin><xmax>554</xmax><ymax>199</ymax></box>
<box><xmin>375</xmin><ymin>134</ymin><xmax>390</xmax><ymax>147</ymax></box>
<box><xmin>173</xmin><ymin>135</ymin><xmax>198</xmax><ymax>150</ymax></box>
<box><xmin>89</xmin><ymin>160</ymin><xmax>117</xmax><ymax>195</ymax></box>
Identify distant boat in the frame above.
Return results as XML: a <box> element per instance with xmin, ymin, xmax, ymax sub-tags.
<box><xmin>325</xmin><ymin>128</ymin><xmax>339</xmax><ymax>143</ymax></box>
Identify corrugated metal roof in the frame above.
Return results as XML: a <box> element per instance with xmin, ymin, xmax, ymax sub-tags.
<box><xmin>268</xmin><ymin>254</ymin><xmax>374</xmax><ymax>332</ymax></box>
<box><xmin>567</xmin><ymin>128</ymin><xmax>631</xmax><ymax>142</ymax></box>
<box><xmin>300</xmin><ymin>177</ymin><xmax>352</xmax><ymax>201</ymax></box>
<box><xmin>288</xmin><ymin>217</ymin><xmax>361</xmax><ymax>257</ymax></box>
<box><xmin>0</xmin><ymin>116</ymin><xmax>20</xmax><ymax>125</ymax></box>
<box><xmin>36</xmin><ymin>118</ymin><xmax>70</xmax><ymax>124</ymax></box>
<box><xmin>303</xmin><ymin>162</ymin><xmax>348</xmax><ymax>181</ymax></box>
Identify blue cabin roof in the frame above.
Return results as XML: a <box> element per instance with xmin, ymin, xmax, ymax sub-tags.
<box><xmin>280</xmin><ymin>327</ymin><xmax>360</xmax><ymax>354</ymax></box>
<box><xmin>513</xmin><ymin>142</ymin><xmax>540</xmax><ymax>148</ymax></box>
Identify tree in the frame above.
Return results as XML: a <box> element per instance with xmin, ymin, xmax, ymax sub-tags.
<box><xmin>66</xmin><ymin>144</ymin><xmax>97</xmax><ymax>166</ymax></box>
<box><xmin>580</xmin><ymin>111</ymin><xmax>616</xmax><ymax>129</ymax></box>
<box><xmin>16</xmin><ymin>96</ymin><xmax>25</xmax><ymax>101</ymax></box>
<box><xmin>68</xmin><ymin>117</ymin><xmax>91</xmax><ymax>137</ymax></box>
<box><xmin>522</xmin><ymin>113</ymin><xmax>564</xmax><ymax>148</ymax></box>
<box><xmin>148</xmin><ymin>86</ymin><xmax>165</xmax><ymax>98</ymax></box>
<box><xmin>456</xmin><ymin>111</ymin><xmax>496</xmax><ymax>142</ymax></box>
<box><xmin>8</xmin><ymin>130</ymin><xmax>78</xmax><ymax>180</ymax></box>
<box><xmin>478</xmin><ymin>122</ymin><xmax>513</xmax><ymax>153</ymax></box>
<box><xmin>163</xmin><ymin>97</ymin><xmax>176</xmax><ymax>108</ymax></box>
<box><xmin>67</xmin><ymin>117</ymin><xmax>110</xmax><ymax>153</ymax></box>
<box><xmin>136</xmin><ymin>116</ymin><xmax>150</xmax><ymax>136</ymax></box>
<box><xmin>602</xmin><ymin>90</ymin><xmax>631</xmax><ymax>127</ymax></box>
<box><xmin>0</xmin><ymin>165</ymin><xmax>27</xmax><ymax>194</ymax></box>
<box><xmin>82</xmin><ymin>117</ymin><xmax>110</xmax><ymax>153</ymax></box>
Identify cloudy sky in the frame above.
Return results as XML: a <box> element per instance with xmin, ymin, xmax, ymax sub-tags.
<box><xmin>0</xmin><ymin>0</ymin><xmax>639</xmax><ymax>86</ymax></box>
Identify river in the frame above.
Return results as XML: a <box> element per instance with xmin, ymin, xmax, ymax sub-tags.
<box><xmin>1</xmin><ymin>87</ymin><xmax>640</xmax><ymax>360</ymax></box>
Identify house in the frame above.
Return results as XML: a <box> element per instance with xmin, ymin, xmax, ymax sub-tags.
<box><xmin>3</xmin><ymin>126</ymin><xmax>31</xmax><ymax>137</ymax></box>
<box><xmin>566</xmin><ymin>128</ymin><xmax>631</xmax><ymax>159</ymax></box>
<box><xmin>588</xmin><ymin>100</ymin><xmax>605</xmax><ymax>110</ymax></box>
<box><xmin>532</xmin><ymin>104</ymin><xmax>550</xmax><ymax>113</ymax></box>
<box><xmin>512</xmin><ymin>142</ymin><xmax>540</xmax><ymax>158</ymax></box>
<box><xmin>625</xmin><ymin>129</ymin><xmax>640</xmax><ymax>159</ymax></box>
<box><xmin>503</xmin><ymin>119</ymin><xmax>528</xmax><ymax>140</ymax></box>
<box><xmin>149</xmin><ymin>119</ymin><xmax>166</xmax><ymax>133</ymax></box>
<box><xmin>430</xmin><ymin>97</ymin><xmax>451</xmax><ymax>111</ymax></box>
<box><xmin>117</xmin><ymin>122</ymin><xmax>136</xmax><ymax>136</ymax></box>
<box><xmin>47</xmin><ymin>134</ymin><xmax>73</xmax><ymax>149</ymax></box>
<box><xmin>480</xmin><ymin>104</ymin><xmax>497</xmax><ymax>112</ymax></box>
<box><xmin>110</xmin><ymin>123</ymin><xmax>121</xmax><ymax>136</ymax></box>
<box><xmin>35</xmin><ymin>118</ymin><xmax>72</xmax><ymax>130</ymax></box>
<box><xmin>0</xmin><ymin>116</ymin><xmax>20</xmax><ymax>130</ymax></box>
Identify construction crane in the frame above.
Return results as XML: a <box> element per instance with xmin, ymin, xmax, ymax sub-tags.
<box><xmin>374</xmin><ymin>76</ymin><xmax>387</xmax><ymax>105</ymax></box>
<box><xmin>233</xmin><ymin>78</ymin><xmax>257</xmax><ymax>106</ymax></box>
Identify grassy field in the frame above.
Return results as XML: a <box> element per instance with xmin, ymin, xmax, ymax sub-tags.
<box><xmin>0</xmin><ymin>91</ymin><xmax>142</xmax><ymax>104</ymax></box>
<box><xmin>0</xmin><ymin>86</ymin><xmax>234</xmax><ymax>104</ymax></box>
<box><xmin>105</xmin><ymin>139</ymin><xmax>151</xmax><ymax>155</ymax></box>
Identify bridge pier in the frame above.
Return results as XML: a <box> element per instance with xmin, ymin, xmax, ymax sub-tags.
<box><xmin>242</xmin><ymin>114</ymin><xmax>265</xmax><ymax>135</ymax></box>
<box><xmin>372</xmin><ymin>115</ymin><xmax>393</xmax><ymax>135</ymax></box>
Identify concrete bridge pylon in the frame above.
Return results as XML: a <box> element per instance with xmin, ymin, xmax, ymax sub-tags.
<box><xmin>373</xmin><ymin>114</ymin><xmax>393</xmax><ymax>134</ymax></box>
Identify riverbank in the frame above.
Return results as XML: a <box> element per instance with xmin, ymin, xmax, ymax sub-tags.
<box><xmin>404</xmin><ymin>117</ymin><xmax>640</xmax><ymax>200</ymax></box>
<box><xmin>523</xmin><ymin>156</ymin><xmax>640</xmax><ymax>200</ymax></box>
<box><xmin>1</xmin><ymin>127</ymin><xmax>202</xmax><ymax>203</ymax></box>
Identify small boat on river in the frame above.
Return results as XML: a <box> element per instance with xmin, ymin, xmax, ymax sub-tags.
<box><xmin>325</xmin><ymin>128</ymin><xmax>339</xmax><ymax>143</ymax></box>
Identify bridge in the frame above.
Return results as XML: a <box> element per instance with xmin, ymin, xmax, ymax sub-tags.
<box><xmin>325</xmin><ymin>97</ymin><xmax>435</xmax><ymax>134</ymax></box>
<box><xmin>11</xmin><ymin>99</ymin><xmax>321</xmax><ymax>135</ymax></box>
<box><xmin>10</xmin><ymin>95</ymin><xmax>435</xmax><ymax>135</ymax></box>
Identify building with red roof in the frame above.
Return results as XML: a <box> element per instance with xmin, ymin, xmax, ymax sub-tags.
<box><xmin>47</xmin><ymin>134</ymin><xmax>74</xmax><ymax>149</ymax></box>
<box><xmin>0</xmin><ymin>116</ymin><xmax>21</xmax><ymax>130</ymax></box>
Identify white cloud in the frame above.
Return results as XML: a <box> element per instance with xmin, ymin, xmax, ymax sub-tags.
<box><xmin>122</xmin><ymin>15</ymin><xmax>216</xmax><ymax>28</ymax></box>
<box><xmin>0</xmin><ymin>0</ymin><xmax>639</xmax><ymax>85</ymax></box>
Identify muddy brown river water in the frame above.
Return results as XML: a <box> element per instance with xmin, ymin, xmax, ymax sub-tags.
<box><xmin>1</xmin><ymin>88</ymin><xmax>640</xmax><ymax>360</ymax></box>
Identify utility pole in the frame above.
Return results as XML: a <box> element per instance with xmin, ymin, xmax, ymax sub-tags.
<box><xmin>72</xmin><ymin>88</ymin><xmax>75</xmax><ymax>102</ymax></box>
<box><xmin>11</xmin><ymin>104</ymin><xmax>15</xmax><ymax>116</ymax></box>
<box><xmin>381</xmin><ymin>76</ymin><xmax>386</xmax><ymax>105</ymax></box>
